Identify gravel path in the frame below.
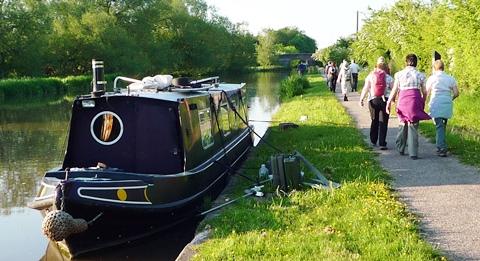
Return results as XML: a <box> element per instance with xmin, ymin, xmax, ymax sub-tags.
<box><xmin>337</xmin><ymin>89</ymin><xmax>480</xmax><ymax>261</ymax></box>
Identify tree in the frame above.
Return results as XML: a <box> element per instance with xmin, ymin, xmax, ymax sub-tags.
<box><xmin>314</xmin><ymin>37</ymin><xmax>354</xmax><ymax>66</ymax></box>
<box><xmin>0</xmin><ymin>0</ymin><xmax>258</xmax><ymax>78</ymax></box>
<box><xmin>255</xmin><ymin>27</ymin><xmax>316</xmax><ymax>67</ymax></box>
<box><xmin>255</xmin><ymin>29</ymin><xmax>279</xmax><ymax>67</ymax></box>
<box><xmin>0</xmin><ymin>0</ymin><xmax>51</xmax><ymax>78</ymax></box>
<box><xmin>276</xmin><ymin>27</ymin><xmax>316</xmax><ymax>53</ymax></box>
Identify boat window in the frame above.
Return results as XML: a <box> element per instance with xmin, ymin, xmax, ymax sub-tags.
<box><xmin>241</xmin><ymin>96</ymin><xmax>247</xmax><ymax>126</ymax></box>
<box><xmin>231</xmin><ymin>99</ymin><xmax>238</xmax><ymax>129</ymax></box>
<box><xmin>220</xmin><ymin>103</ymin><xmax>231</xmax><ymax>136</ymax></box>
<box><xmin>198</xmin><ymin>109</ymin><xmax>214</xmax><ymax>149</ymax></box>
<box><xmin>90</xmin><ymin>111</ymin><xmax>124</xmax><ymax>145</ymax></box>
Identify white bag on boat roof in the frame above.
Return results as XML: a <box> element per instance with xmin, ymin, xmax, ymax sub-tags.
<box><xmin>142</xmin><ymin>76</ymin><xmax>155</xmax><ymax>87</ymax></box>
<box><xmin>154</xmin><ymin>74</ymin><xmax>173</xmax><ymax>88</ymax></box>
<box><xmin>141</xmin><ymin>75</ymin><xmax>173</xmax><ymax>89</ymax></box>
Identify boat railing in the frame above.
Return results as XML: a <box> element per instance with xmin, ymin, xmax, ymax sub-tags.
<box><xmin>114</xmin><ymin>76</ymin><xmax>143</xmax><ymax>85</ymax></box>
<box><xmin>190</xmin><ymin>76</ymin><xmax>219</xmax><ymax>85</ymax></box>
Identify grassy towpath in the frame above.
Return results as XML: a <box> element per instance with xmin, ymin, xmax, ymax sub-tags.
<box><xmin>183</xmin><ymin>74</ymin><xmax>446</xmax><ymax>260</ymax></box>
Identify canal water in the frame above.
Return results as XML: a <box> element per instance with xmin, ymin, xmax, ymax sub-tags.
<box><xmin>0</xmin><ymin>71</ymin><xmax>287</xmax><ymax>260</ymax></box>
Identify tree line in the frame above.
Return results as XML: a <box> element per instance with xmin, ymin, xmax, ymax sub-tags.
<box><xmin>314</xmin><ymin>0</ymin><xmax>480</xmax><ymax>93</ymax></box>
<box><xmin>0</xmin><ymin>0</ymin><xmax>316</xmax><ymax>79</ymax></box>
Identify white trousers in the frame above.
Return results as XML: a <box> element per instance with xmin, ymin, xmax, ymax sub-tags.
<box><xmin>341</xmin><ymin>79</ymin><xmax>350</xmax><ymax>96</ymax></box>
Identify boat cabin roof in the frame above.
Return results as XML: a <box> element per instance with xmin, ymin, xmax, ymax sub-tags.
<box><xmin>81</xmin><ymin>75</ymin><xmax>246</xmax><ymax>103</ymax></box>
<box><xmin>122</xmin><ymin>83</ymin><xmax>245</xmax><ymax>102</ymax></box>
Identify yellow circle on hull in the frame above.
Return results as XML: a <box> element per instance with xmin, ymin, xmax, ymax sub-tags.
<box><xmin>117</xmin><ymin>189</ymin><xmax>127</xmax><ymax>201</ymax></box>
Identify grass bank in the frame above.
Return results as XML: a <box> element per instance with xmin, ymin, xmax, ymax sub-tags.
<box><xmin>191</xmin><ymin>74</ymin><xmax>445</xmax><ymax>260</ymax></box>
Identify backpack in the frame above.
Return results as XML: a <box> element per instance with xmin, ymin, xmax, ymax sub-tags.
<box><xmin>371</xmin><ymin>70</ymin><xmax>386</xmax><ymax>97</ymax></box>
<box><xmin>344</xmin><ymin>67</ymin><xmax>351</xmax><ymax>81</ymax></box>
<box><xmin>329</xmin><ymin>67</ymin><xmax>337</xmax><ymax>77</ymax></box>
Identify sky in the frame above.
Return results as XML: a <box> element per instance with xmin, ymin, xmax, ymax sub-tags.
<box><xmin>204</xmin><ymin>0</ymin><xmax>398</xmax><ymax>49</ymax></box>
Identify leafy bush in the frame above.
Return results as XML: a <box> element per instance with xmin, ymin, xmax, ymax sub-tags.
<box><xmin>290</xmin><ymin>59</ymin><xmax>302</xmax><ymax>69</ymax></box>
<box><xmin>62</xmin><ymin>75</ymin><xmax>92</xmax><ymax>94</ymax></box>
<box><xmin>0</xmin><ymin>73</ymin><xmax>122</xmax><ymax>101</ymax></box>
<box><xmin>0</xmin><ymin>78</ymin><xmax>65</xmax><ymax>101</ymax></box>
<box><xmin>278</xmin><ymin>75</ymin><xmax>307</xmax><ymax>98</ymax></box>
<box><xmin>298</xmin><ymin>75</ymin><xmax>311</xmax><ymax>89</ymax></box>
<box><xmin>63</xmin><ymin>73</ymin><xmax>121</xmax><ymax>94</ymax></box>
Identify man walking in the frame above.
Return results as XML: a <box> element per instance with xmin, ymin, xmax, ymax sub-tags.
<box><xmin>349</xmin><ymin>59</ymin><xmax>360</xmax><ymax>92</ymax></box>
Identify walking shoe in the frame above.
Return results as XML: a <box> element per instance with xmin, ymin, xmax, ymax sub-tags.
<box><xmin>380</xmin><ymin>146</ymin><xmax>387</xmax><ymax>150</ymax></box>
<box><xmin>343</xmin><ymin>95</ymin><xmax>348</xmax><ymax>101</ymax></box>
<box><xmin>438</xmin><ymin>149</ymin><xmax>447</xmax><ymax>157</ymax></box>
<box><xmin>410</xmin><ymin>156</ymin><xmax>418</xmax><ymax>160</ymax></box>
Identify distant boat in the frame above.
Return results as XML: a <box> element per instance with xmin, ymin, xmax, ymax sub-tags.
<box><xmin>28</xmin><ymin>60</ymin><xmax>254</xmax><ymax>258</ymax></box>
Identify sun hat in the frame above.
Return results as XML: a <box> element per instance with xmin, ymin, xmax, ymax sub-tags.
<box><xmin>377</xmin><ymin>56</ymin><xmax>385</xmax><ymax>64</ymax></box>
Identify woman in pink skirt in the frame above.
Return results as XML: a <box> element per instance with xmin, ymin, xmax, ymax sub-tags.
<box><xmin>386</xmin><ymin>54</ymin><xmax>431</xmax><ymax>160</ymax></box>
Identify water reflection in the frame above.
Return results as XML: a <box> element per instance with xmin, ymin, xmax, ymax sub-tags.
<box><xmin>40</xmin><ymin>218</ymin><xmax>201</xmax><ymax>261</ymax></box>
<box><xmin>0</xmin><ymin>71</ymin><xmax>284</xmax><ymax>260</ymax></box>
<box><xmin>218</xmin><ymin>71</ymin><xmax>287</xmax><ymax>145</ymax></box>
<box><xmin>0</xmin><ymin>100</ymin><xmax>71</xmax><ymax>214</ymax></box>
<box><xmin>0</xmin><ymin>99</ymin><xmax>73</xmax><ymax>260</ymax></box>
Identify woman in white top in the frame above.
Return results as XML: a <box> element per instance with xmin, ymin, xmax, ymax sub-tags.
<box><xmin>337</xmin><ymin>60</ymin><xmax>351</xmax><ymax>101</ymax></box>
<box><xmin>426</xmin><ymin>59</ymin><xmax>460</xmax><ymax>157</ymax></box>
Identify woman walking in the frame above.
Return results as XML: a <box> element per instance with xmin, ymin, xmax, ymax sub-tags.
<box><xmin>426</xmin><ymin>59</ymin><xmax>460</xmax><ymax>157</ymax></box>
<box><xmin>327</xmin><ymin>61</ymin><xmax>338</xmax><ymax>93</ymax></box>
<box><xmin>359</xmin><ymin>61</ymin><xmax>394</xmax><ymax>150</ymax></box>
<box><xmin>337</xmin><ymin>60</ymin><xmax>351</xmax><ymax>101</ymax></box>
<box><xmin>386</xmin><ymin>54</ymin><xmax>431</xmax><ymax>160</ymax></box>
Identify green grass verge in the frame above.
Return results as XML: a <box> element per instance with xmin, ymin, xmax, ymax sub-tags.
<box><xmin>192</xmin><ymin>75</ymin><xmax>446</xmax><ymax>260</ymax></box>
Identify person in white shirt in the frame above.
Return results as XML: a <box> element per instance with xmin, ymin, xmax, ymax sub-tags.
<box><xmin>386</xmin><ymin>54</ymin><xmax>431</xmax><ymax>160</ymax></box>
<box><xmin>426</xmin><ymin>59</ymin><xmax>459</xmax><ymax>157</ymax></box>
<box><xmin>337</xmin><ymin>60</ymin><xmax>351</xmax><ymax>101</ymax></box>
<box><xmin>324</xmin><ymin>61</ymin><xmax>331</xmax><ymax>87</ymax></box>
<box><xmin>349</xmin><ymin>59</ymin><xmax>360</xmax><ymax>92</ymax></box>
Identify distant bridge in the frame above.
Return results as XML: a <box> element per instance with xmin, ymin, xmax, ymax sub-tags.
<box><xmin>278</xmin><ymin>53</ymin><xmax>315</xmax><ymax>67</ymax></box>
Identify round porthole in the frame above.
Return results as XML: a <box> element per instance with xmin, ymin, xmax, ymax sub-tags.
<box><xmin>90</xmin><ymin>111</ymin><xmax>124</xmax><ymax>145</ymax></box>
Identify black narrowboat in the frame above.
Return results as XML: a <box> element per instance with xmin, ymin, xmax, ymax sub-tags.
<box><xmin>28</xmin><ymin>60</ymin><xmax>253</xmax><ymax>258</ymax></box>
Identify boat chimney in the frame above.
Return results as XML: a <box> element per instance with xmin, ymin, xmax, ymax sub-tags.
<box><xmin>91</xmin><ymin>59</ymin><xmax>106</xmax><ymax>97</ymax></box>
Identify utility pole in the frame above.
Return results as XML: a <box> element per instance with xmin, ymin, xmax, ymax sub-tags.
<box><xmin>356</xmin><ymin>11</ymin><xmax>359</xmax><ymax>33</ymax></box>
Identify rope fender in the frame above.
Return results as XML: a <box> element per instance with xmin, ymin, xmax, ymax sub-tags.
<box><xmin>41</xmin><ymin>210</ymin><xmax>88</xmax><ymax>242</ymax></box>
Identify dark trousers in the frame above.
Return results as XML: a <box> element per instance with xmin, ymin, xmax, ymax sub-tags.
<box><xmin>368</xmin><ymin>97</ymin><xmax>389</xmax><ymax>146</ymax></box>
<box><xmin>351</xmin><ymin>73</ymin><xmax>358</xmax><ymax>91</ymax></box>
<box><xmin>329</xmin><ymin>76</ymin><xmax>337</xmax><ymax>92</ymax></box>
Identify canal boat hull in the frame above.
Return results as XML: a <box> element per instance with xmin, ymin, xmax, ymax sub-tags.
<box><xmin>28</xmin><ymin>61</ymin><xmax>253</xmax><ymax>258</ymax></box>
